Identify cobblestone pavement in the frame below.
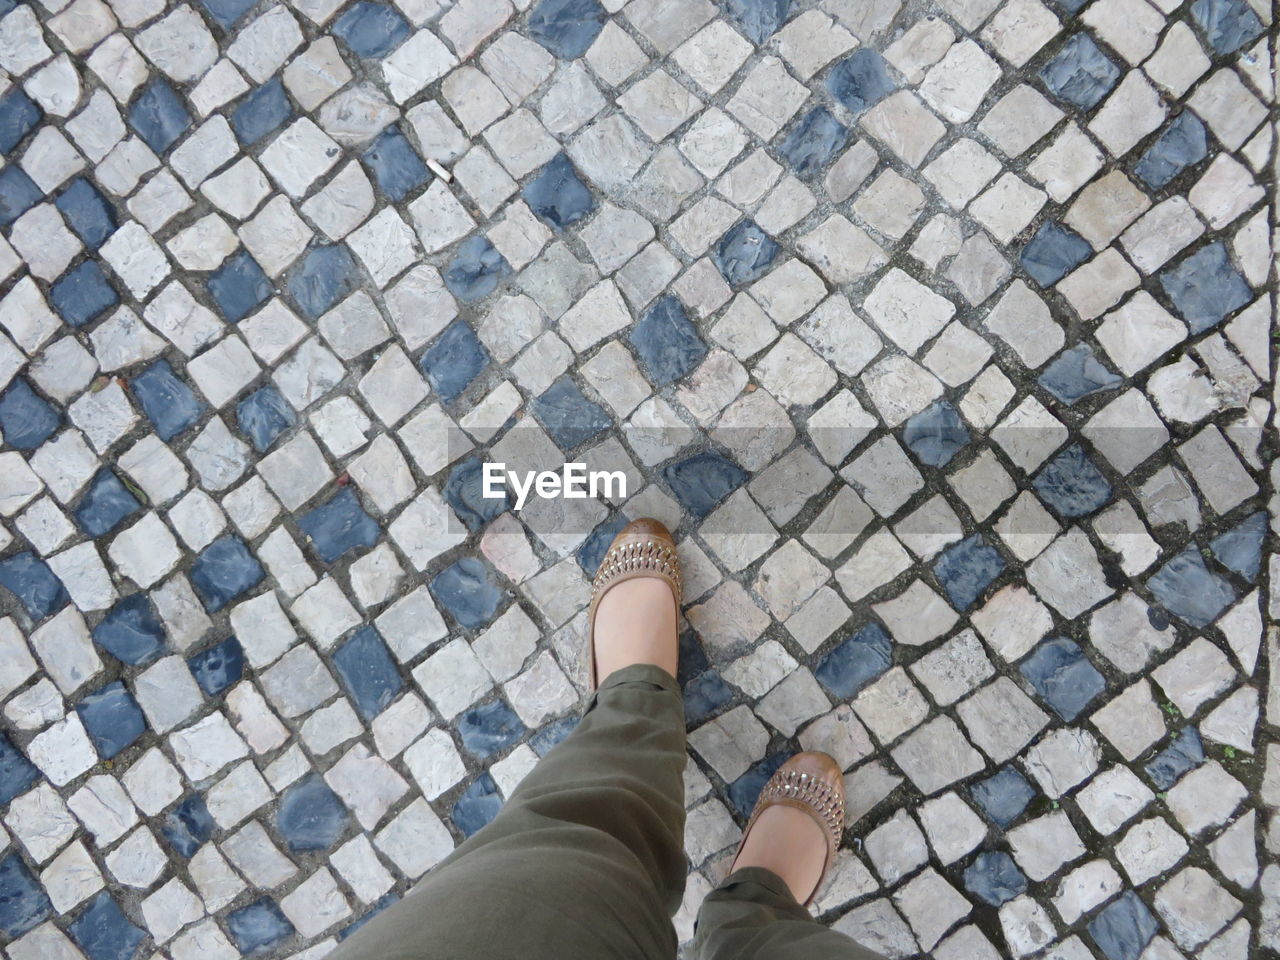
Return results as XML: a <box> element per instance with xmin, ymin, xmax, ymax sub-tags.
<box><xmin>0</xmin><ymin>0</ymin><xmax>1276</xmax><ymax>956</ymax></box>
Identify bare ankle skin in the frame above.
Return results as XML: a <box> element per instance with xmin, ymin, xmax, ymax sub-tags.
<box><xmin>592</xmin><ymin>576</ymin><xmax>678</xmax><ymax>681</ymax></box>
<box><xmin>731</xmin><ymin>805</ymin><xmax>828</xmax><ymax>904</ymax></box>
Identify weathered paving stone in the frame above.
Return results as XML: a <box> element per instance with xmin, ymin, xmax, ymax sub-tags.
<box><xmin>1157</xmin><ymin>242</ymin><xmax>1252</xmax><ymax>334</ymax></box>
<box><xmin>628</xmin><ymin>295</ymin><xmax>708</xmax><ymax>386</ymax></box>
<box><xmin>713</xmin><ymin>219</ymin><xmax>779</xmax><ymax>286</ymax></box>
<box><xmin>1209</xmin><ymin>510</ymin><xmax>1264</xmax><ymax>580</ymax></box>
<box><xmin>522</xmin><ymin>153</ymin><xmax>595</xmax><ymax>230</ymax></box>
<box><xmin>1134</xmin><ymin>112</ymin><xmax>1209</xmax><ymax>189</ymax></box>
<box><xmin>1088</xmin><ymin>889</ymin><xmax>1159</xmax><ymax>960</ymax></box>
<box><xmin>827</xmin><ymin>49</ymin><xmax>896</xmax><ymax>115</ymax></box>
<box><xmin>965</xmin><ymin>851</ymin><xmax>1028</xmax><ymax>906</ymax></box>
<box><xmin>1019</xmin><ymin>638</ymin><xmax>1105</xmax><ymax>721</ymax></box>
<box><xmin>1038</xmin><ymin>33</ymin><xmax>1120</xmax><ymax>109</ymax></box>
<box><xmin>1146</xmin><ymin>546</ymin><xmax>1236</xmax><ymax>628</ymax></box>
<box><xmin>531</xmin><ymin>377</ymin><xmax>611</xmax><ymax>451</ymax></box>
<box><xmin>0</xmin><ymin>0</ymin><xmax>1272</xmax><ymax>951</ymax></box>
<box><xmin>816</xmin><ymin>623</ymin><xmax>893</xmax><ymax>699</ymax></box>
<box><xmin>933</xmin><ymin>534</ymin><xmax>1005</xmax><ymax>612</ymax></box>
<box><xmin>1037</xmin><ymin>345</ymin><xmax>1121</xmax><ymax>405</ymax></box>
<box><xmin>903</xmin><ymin>400</ymin><xmax>969</xmax><ymax>467</ymax></box>
<box><xmin>91</xmin><ymin>593</ymin><xmax>165</xmax><ymax>665</ymax></box>
<box><xmin>1033</xmin><ymin>444</ymin><xmax>1113</xmax><ymax>518</ymax></box>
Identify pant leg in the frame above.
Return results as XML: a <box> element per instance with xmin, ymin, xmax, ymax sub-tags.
<box><xmin>690</xmin><ymin>867</ymin><xmax>884</xmax><ymax>960</ymax></box>
<box><xmin>329</xmin><ymin>663</ymin><xmax>688</xmax><ymax>960</ymax></box>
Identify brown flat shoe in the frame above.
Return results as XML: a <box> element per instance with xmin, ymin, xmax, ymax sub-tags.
<box><xmin>586</xmin><ymin>518</ymin><xmax>681</xmax><ymax>690</ymax></box>
<box><xmin>730</xmin><ymin>752</ymin><xmax>845</xmax><ymax>907</ymax></box>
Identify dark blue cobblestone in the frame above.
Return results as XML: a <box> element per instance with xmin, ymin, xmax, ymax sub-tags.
<box><xmin>50</xmin><ymin>260</ymin><xmax>118</xmax><ymax>328</ymax></box>
<box><xmin>1038</xmin><ymin>345</ymin><xmax>1122</xmax><ymax>404</ymax></box>
<box><xmin>197</xmin><ymin>0</ymin><xmax>258</xmax><ymax>28</ymax></box>
<box><xmin>778</xmin><ymin>106</ymin><xmax>848</xmax><ymax>178</ymax></box>
<box><xmin>0</xmin><ymin>379</ymin><xmax>60</xmax><ymax>450</ymax></box>
<box><xmin>232</xmin><ymin>77</ymin><xmax>292</xmax><ymax>146</ymax></box>
<box><xmin>1019</xmin><ymin>637</ymin><xmax>1106</xmax><ymax>721</ymax></box>
<box><xmin>458</xmin><ymin>700</ymin><xmax>526</xmax><ymax>758</ymax></box>
<box><xmin>629</xmin><ymin>295</ymin><xmax>708</xmax><ymax>386</ymax></box>
<box><xmin>532</xmin><ymin>376</ymin><xmax>611</xmax><ymax>450</ymax></box>
<box><xmin>677</xmin><ymin>631</ymin><xmax>711</xmax><ymax>686</ymax></box>
<box><xmin>1039</xmin><ymin>34</ymin><xmax>1120</xmax><ymax>109</ymax></box>
<box><xmin>1088</xmin><ymin>890</ymin><xmax>1159</xmax><ymax>960</ymax></box>
<box><xmin>683</xmin><ymin>670</ymin><xmax>734</xmax><ymax>727</ymax></box>
<box><xmin>227</xmin><ymin>898</ymin><xmax>295</xmax><ymax>954</ymax></box>
<box><xmin>298</xmin><ymin>488</ymin><xmax>380</xmax><ymax>563</ymax></box>
<box><xmin>0</xmin><ymin>166</ymin><xmax>41</xmax><ymax>227</ymax></box>
<box><xmin>131</xmin><ymin>359</ymin><xmax>205</xmax><ymax>441</ymax></box>
<box><xmin>419</xmin><ymin>319</ymin><xmax>491</xmax><ymax>402</ymax></box>
<box><xmin>0</xmin><ymin>733</ymin><xmax>40</xmax><ymax>805</ymax></box>
<box><xmin>190</xmin><ymin>536</ymin><xmax>265</xmax><ymax>612</ymax></box>
<box><xmin>75</xmin><ymin>470</ymin><xmax>142</xmax><ymax>538</ymax></box>
<box><xmin>827</xmin><ymin>49</ymin><xmax>895</xmax><ymax>114</ymax></box>
<box><xmin>527</xmin><ymin>0</ymin><xmax>607</xmax><ymax>59</ymax></box>
<box><xmin>446</xmin><ymin>457</ymin><xmax>509</xmax><ymax>531</ymax></box>
<box><xmin>728</xmin><ymin>754</ymin><xmax>789</xmax><ymax>819</ymax></box>
<box><xmin>576</xmin><ymin>513</ymin><xmax>628</xmax><ymax>575</ymax></box>
<box><xmin>1210</xmin><ymin>510</ymin><xmax>1265</xmax><ymax>580</ymax></box>
<box><xmin>529</xmin><ymin>716</ymin><xmax>579</xmax><ymax>756</ymax></box>
<box><xmin>662</xmin><ymin>452</ymin><xmax>748</xmax><ymax>519</ymax></box>
<box><xmin>208</xmin><ymin>249</ymin><xmax>273</xmax><ymax>323</ymax></box>
<box><xmin>903</xmin><ymin>400</ymin><xmax>969</xmax><ymax>467</ymax></box>
<box><xmin>1134</xmin><ymin>112</ymin><xmax>1208</xmax><ymax>189</ymax></box>
<box><xmin>1147</xmin><ymin>545</ymin><xmax>1236</xmax><ymax>628</ymax></box>
<box><xmin>1189</xmin><ymin>0</ymin><xmax>1263</xmax><ymax>53</ymax></box>
<box><xmin>363</xmin><ymin>126</ymin><xmax>430</xmax><ymax>203</ymax></box>
<box><xmin>934</xmin><ymin>534</ymin><xmax>1005</xmax><ymax>611</ymax></box>
<box><xmin>188</xmin><ymin>637</ymin><xmax>246</xmax><ymax>697</ymax></box>
<box><xmin>0</xmin><ymin>854</ymin><xmax>52</xmax><ymax>938</ymax></box>
<box><xmin>289</xmin><ymin>244</ymin><xmax>361</xmax><ymax>319</ymax></box>
<box><xmin>277</xmin><ymin>773</ymin><xmax>349</xmax><ymax>853</ymax></box>
<box><xmin>430</xmin><ymin>557</ymin><xmax>506</xmax><ymax>630</ymax></box>
<box><xmin>452</xmin><ymin>773</ymin><xmax>503</xmax><ymax>837</ymax></box>
<box><xmin>237</xmin><ymin>385</ymin><xmax>298</xmax><ymax>452</ymax></box>
<box><xmin>92</xmin><ymin>593</ymin><xmax>166</xmax><ymax>666</ymax></box>
<box><xmin>442</xmin><ymin>237</ymin><xmax>510</xmax><ymax>305</ymax></box>
<box><xmin>970</xmin><ymin>766</ymin><xmax>1035</xmax><ymax>828</ymax></box>
<box><xmin>333</xmin><ymin>627</ymin><xmax>403</xmax><ymax>720</ymax></box>
<box><xmin>1145</xmin><ymin>726</ymin><xmax>1204</xmax><ymax>790</ymax></box>
<box><xmin>162</xmin><ymin>793</ymin><xmax>215</xmax><ymax>858</ymax></box>
<box><xmin>0</xmin><ymin>86</ymin><xmax>40</xmax><ymax>154</ymax></box>
<box><xmin>0</xmin><ymin>552</ymin><xmax>68</xmax><ymax>621</ymax></box>
<box><xmin>56</xmin><ymin>178</ymin><xmax>117</xmax><ymax>248</ymax></box>
<box><xmin>68</xmin><ymin>892</ymin><xmax>147</xmax><ymax>960</ymax></box>
<box><xmin>964</xmin><ymin>851</ymin><xmax>1027</xmax><ymax>906</ymax></box>
<box><xmin>714</xmin><ymin>220</ymin><xmax>779</xmax><ymax>286</ymax></box>
<box><xmin>725</xmin><ymin>0</ymin><xmax>791</xmax><ymax>44</ymax></box>
<box><xmin>128</xmin><ymin>79</ymin><xmax>192</xmax><ymax>153</ymax></box>
<box><xmin>523</xmin><ymin>153</ymin><xmax>595</xmax><ymax>230</ymax></box>
<box><xmin>51</xmin><ymin>261</ymin><xmax>116</xmax><ymax>330</ymax></box>
<box><xmin>1034</xmin><ymin>444</ymin><xmax>1113</xmax><ymax>518</ymax></box>
<box><xmin>332</xmin><ymin>2</ymin><xmax>410</xmax><ymax>58</ymax></box>
<box><xmin>1020</xmin><ymin>222</ymin><xmax>1092</xmax><ymax>287</ymax></box>
<box><xmin>1158</xmin><ymin>242</ymin><xmax>1252</xmax><ymax>334</ymax></box>
<box><xmin>815</xmin><ymin>622</ymin><xmax>892</xmax><ymax>699</ymax></box>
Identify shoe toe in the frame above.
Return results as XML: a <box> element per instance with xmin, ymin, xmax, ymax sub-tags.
<box><xmin>618</xmin><ymin>518</ymin><xmax>673</xmax><ymax>542</ymax></box>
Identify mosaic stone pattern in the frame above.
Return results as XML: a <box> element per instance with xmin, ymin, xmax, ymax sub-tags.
<box><xmin>0</xmin><ymin>0</ymin><xmax>1275</xmax><ymax>958</ymax></box>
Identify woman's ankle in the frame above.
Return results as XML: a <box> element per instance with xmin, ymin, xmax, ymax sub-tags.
<box><xmin>593</xmin><ymin>577</ymin><xmax>678</xmax><ymax>680</ymax></box>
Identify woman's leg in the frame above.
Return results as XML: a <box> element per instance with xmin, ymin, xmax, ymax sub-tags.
<box><xmin>329</xmin><ymin>578</ymin><xmax>687</xmax><ymax>960</ymax></box>
<box><xmin>690</xmin><ymin>867</ymin><xmax>885</xmax><ymax>960</ymax></box>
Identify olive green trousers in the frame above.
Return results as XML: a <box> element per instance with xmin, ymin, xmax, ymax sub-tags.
<box><xmin>331</xmin><ymin>664</ymin><xmax>880</xmax><ymax>959</ymax></box>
